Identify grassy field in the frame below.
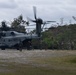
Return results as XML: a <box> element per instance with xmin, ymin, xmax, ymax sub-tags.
<box><xmin>0</xmin><ymin>50</ymin><xmax>76</xmax><ymax>75</ymax></box>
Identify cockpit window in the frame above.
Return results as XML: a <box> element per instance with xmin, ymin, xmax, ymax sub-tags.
<box><xmin>11</xmin><ymin>32</ymin><xmax>15</xmax><ymax>36</ymax></box>
<box><xmin>0</xmin><ymin>32</ymin><xmax>6</xmax><ymax>37</ymax></box>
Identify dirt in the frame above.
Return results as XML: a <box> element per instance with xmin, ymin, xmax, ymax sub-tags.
<box><xmin>0</xmin><ymin>49</ymin><xmax>76</xmax><ymax>73</ymax></box>
<box><xmin>0</xmin><ymin>49</ymin><xmax>76</xmax><ymax>64</ymax></box>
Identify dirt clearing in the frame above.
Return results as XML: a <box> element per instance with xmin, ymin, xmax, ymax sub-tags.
<box><xmin>0</xmin><ymin>49</ymin><xmax>76</xmax><ymax>75</ymax></box>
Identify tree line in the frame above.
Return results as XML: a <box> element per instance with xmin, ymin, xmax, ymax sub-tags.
<box><xmin>32</xmin><ymin>24</ymin><xmax>76</xmax><ymax>50</ymax></box>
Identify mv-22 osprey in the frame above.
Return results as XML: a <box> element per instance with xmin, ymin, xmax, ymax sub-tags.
<box><xmin>0</xmin><ymin>7</ymin><xmax>56</xmax><ymax>50</ymax></box>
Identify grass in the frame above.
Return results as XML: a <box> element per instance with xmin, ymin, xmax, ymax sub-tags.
<box><xmin>0</xmin><ymin>54</ymin><xmax>76</xmax><ymax>75</ymax></box>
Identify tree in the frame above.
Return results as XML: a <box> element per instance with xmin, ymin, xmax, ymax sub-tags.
<box><xmin>0</xmin><ymin>21</ymin><xmax>10</xmax><ymax>31</ymax></box>
<box><xmin>11</xmin><ymin>15</ymin><xmax>26</xmax><ymax>33</ymax></box>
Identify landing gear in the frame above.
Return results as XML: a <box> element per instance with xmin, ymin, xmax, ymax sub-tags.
<box><xmin>22</xmin><ymin>39</ymin><xmax>32</xmax><ymax>50</ymax></box>
<box><xmin>15</xmin><ymin>43</ymin><xmax>22</xmax><ymax>51</ymax></box>
<box><xmin>16</xmin><ymin>44</ymin><xmax>22</xmax><ymax>51</ymax></box>
<box><xmin>26</xmin><ymin>40</ymin><xmax>32</xmax><ymax>50</ymax></box>
<box><xmin>19</xmin><ymin>40</ymin><xmax>23</xmax><ymax>51</ymax></box>
<box><xmin>1</xmin><ymin>46</ymin><xmax>5</xmax><ymax>50</ymax></box>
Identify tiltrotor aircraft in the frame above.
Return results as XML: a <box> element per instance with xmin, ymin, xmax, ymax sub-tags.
<box><xmin>0</xmin><ymin>7</ymin><xmax>56</xmax><ymax>50</ymax></box>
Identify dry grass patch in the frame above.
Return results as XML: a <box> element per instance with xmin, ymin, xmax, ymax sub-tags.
<box><xmin>0</xmin><ymin>50</ymin><xmax>76</xmax><ymax>75</ymax></box>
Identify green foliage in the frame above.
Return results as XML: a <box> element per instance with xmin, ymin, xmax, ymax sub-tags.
<box><xmin>11</xmin><ymin>15</ymin><xmax>26</xmax><ymax>33</ymax></box>
<box><xmin>40</xmin><ymin>24</ymin><xmax>76</xmax><ymax>50</ymax></box>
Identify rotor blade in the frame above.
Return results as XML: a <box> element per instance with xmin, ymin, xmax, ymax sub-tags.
<box><xmin>28</xmin><ymin>24</ymin><xmax>36</xmax><ymax>26</ymax></box>
<box><xmin>41</xmin><ymin>28</ymin><xmax>49</xmax><ymax>31</ymax></box>
<box><xmin>72</xmin><ymin>16</ymin><xmax>76</xmax><ymax>21</ymax></box>
<box><xmin>43</xmin><ymin>22</ymin><xmax>50</xmax><ymax>25</ymax></box>
<box><xmin>42</xmin><ymin>21</ymin><xmax>50</xmax><ymax>30</ymax></box>
<box><xmin>26</xmin><ymin>28</ymin><xmax>35</xmax><ymax>29</ymax></box>
<box><xmin>27</xmin><ymin>17</ymin><xmax>36</xmax><ymax>22</ymax></box>
<box><xmin>42</xmin><ymin>21</ymin><xmax>56</xmax><ymax>31</ymax></box>
<box><xmin>46</xmin><ymin>21</ymin><xmax>56</xmax><ymax>22</ymax></box>
<box><xmin>26</xmin><ymin>24</ymin><xmax>36</xmax><ymax>27</ymax></box>
<box><xmin>43</xmin><ymin>21</ymin><xmax>56</xmax><ymax>25</ymax></box>
<box><xmin>41</xmin><ymin>23</ymin><xmax>46</xmax><ymax>30</ymax></box>
<box><xmin>33</xmin><ymin>6</ymin><xmax>37</xmax><ymax>19</ymax></box>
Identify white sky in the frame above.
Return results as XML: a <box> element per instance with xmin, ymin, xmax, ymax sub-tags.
<box><xmin>0</xmin><ymin>0</ymin><xmax>76</xmax><ymax>26</ymax></box>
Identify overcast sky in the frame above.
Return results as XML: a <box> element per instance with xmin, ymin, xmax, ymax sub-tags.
<box><xmin>0</xmin><ymin>0</ymin><xmax>76</xmax><ymax>26</ymax></box>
